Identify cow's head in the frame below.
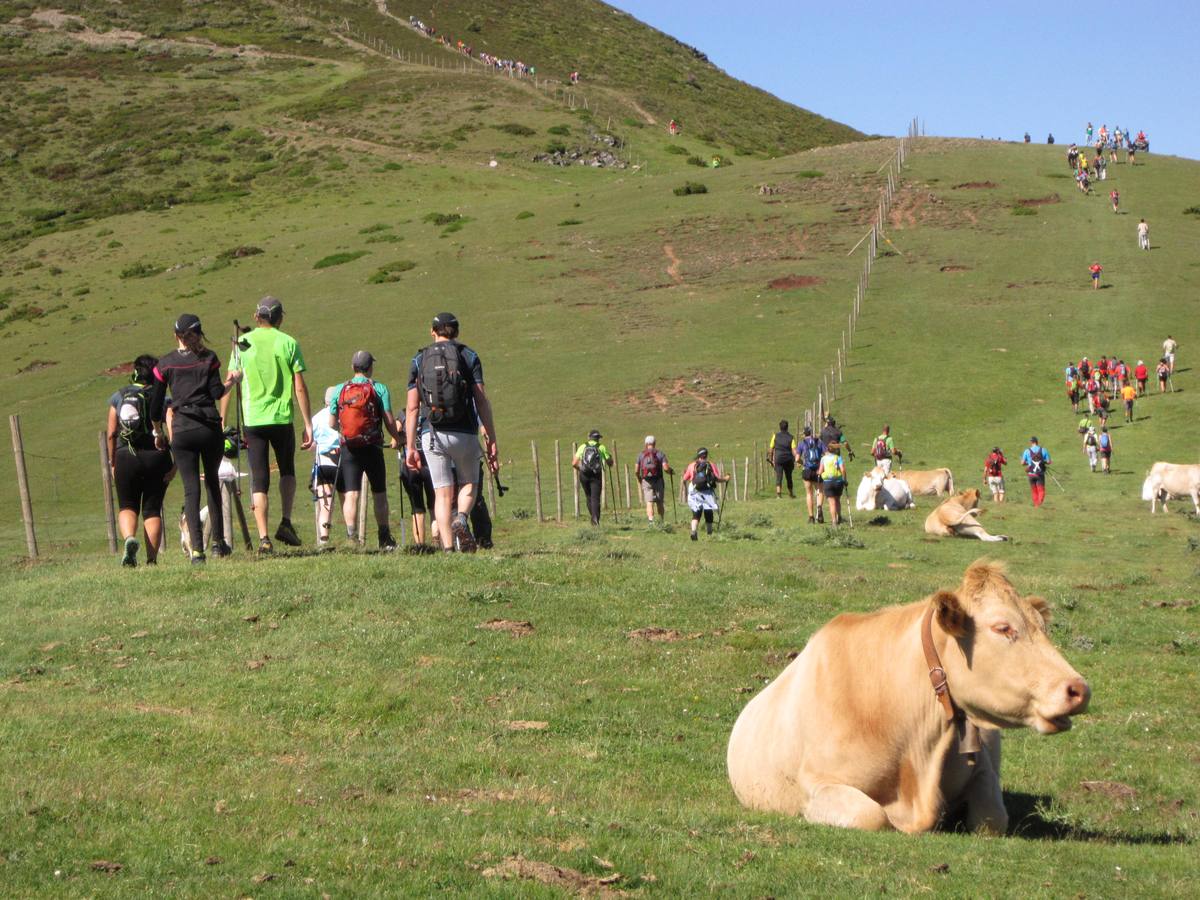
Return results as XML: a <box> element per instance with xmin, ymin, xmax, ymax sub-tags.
<box><xmin>932</xmin><ymin>560</ymin><xmax>1090</xmax><ymax>734</ymax></box>
<box><xmin>953</xmin><ymin>488</ymin><xmax>982</xmax><ymax>510</ymax></box>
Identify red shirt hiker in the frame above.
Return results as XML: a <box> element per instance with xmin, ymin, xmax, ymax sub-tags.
<box><xmin>1089</xmin><ymin>263</ymin><xmax>1103</xmax><ymax>288</ymax></box>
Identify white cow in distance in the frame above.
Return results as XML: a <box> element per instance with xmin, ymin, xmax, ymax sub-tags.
<box><xmin>855</xmin><ymin>469</ymin><xmax>915</xmax><ymax>511</ymax></box>
<box><xmin>1141</xmin><ymin>462</ymin><xmax>1200</xmax><ymax>514</ymax></box>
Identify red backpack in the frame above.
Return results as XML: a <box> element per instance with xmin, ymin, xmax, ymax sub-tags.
<box><xmin>337</xmin><ymin>380</ymin><xmax>382</xmax><ymax>448</ymax></box>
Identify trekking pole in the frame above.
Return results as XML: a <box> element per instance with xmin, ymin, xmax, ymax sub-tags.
<box><xmin>668</xmin><ymin>471</ymin><xmax>678</xmax><ymax>523</ymax></box>
<box><xmin>716</xmin><ymin>480</ymin><xmax>728</xmax><ymax>532</ymax></box>
<box><xmin>607</xmin><ymin>466</ymin><xmax>618</xmax><ymax>524</ymax></box>
<box><xmin>230</xmin><ymin>320</ymin><xmax>253</xmax><ymax>550</ymax></box>
<box><xmin>1049</xmin><ymin>471</ymin><xmax>1067</xmax><ymax>493</ymax></box>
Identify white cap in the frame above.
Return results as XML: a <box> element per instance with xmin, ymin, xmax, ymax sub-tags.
<box><xmin>644</xmin><ymin>435</ymin><xmax>655</xmax><ymax>445</ymax></box>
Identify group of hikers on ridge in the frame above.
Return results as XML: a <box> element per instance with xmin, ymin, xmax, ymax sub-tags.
<box><xmin>106</xmin><ymin>303</ymin><xmax>499</xmax><ymax>567</ymax></box>
<box><xmin>1063</xmin><ymin>338</ymin><xmax>1178</xmax><ymax>425</ymax></box>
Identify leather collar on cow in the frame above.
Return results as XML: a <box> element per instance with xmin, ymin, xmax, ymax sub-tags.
<box><xmin>920</xmin><ymin>603</ymin><xmax>983</xmax><ymax>765</ymax></box>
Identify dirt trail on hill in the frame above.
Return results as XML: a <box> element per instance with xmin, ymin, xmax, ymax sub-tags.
<box><xmin>628</xmin><ymin>99</ymin><xmax>657</xmax><ymax>125</ymax></box>
<box><xmin>662</xmin><ymin>244</ymin><xmax>682</xmax><ymax>283</ymax></box>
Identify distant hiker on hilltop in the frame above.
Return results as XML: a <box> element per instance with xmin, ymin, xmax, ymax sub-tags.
<box><xmin>573</xmin><ymin>429</ymin><xmax>612</xmax><ymax>526</ymax></box>
<box><xmin>1089</xmin><ymin>262</ymin><xmax>1103</xmax><ymax>290</ymax></box>
<box><xmin>871</xmin><ymin>424</ymin><xmax>900</xmax><ymax>476</ymax></box>
<box><xmin>1135</xmin><ymin>359</ymin><xmax>1149</xmax><ymax>396</ymax></box>
<box><xmin>1163</xmin><ymin>335</ymin><xmax>1177</xmax><ymax>373</ymax></box>
<box><xmin>768</xmin><ymin>420</ymin><xmax>797</xmax><ymax>499</ymax></box>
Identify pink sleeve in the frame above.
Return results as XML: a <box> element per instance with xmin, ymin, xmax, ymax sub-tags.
<box><xmin>153</xmin><ymin>365</ymin><xmax>165</xmax><ymax>382</ymax></box>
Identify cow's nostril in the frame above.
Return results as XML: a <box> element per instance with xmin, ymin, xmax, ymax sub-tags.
<box><xmin>1065</xmin><ymin>678</ymin><xmax>1091</xmax><ymax>711</ymax></box>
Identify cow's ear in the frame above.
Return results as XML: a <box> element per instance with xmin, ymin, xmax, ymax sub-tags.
<box><xmin>1027</xmin><ymin>595</ymin><xmax>1052</xmax><ymax>630</ymax></box>
<box><xmin>933</xmin><ymin>590</ymin><xmax>970</xmax><ymax>637</ymax></box>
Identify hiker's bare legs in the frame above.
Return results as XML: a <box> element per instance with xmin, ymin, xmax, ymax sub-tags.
<box><xmin>143</xmin><ymin>516</ymin><xmax>162</xmax><ymax>561</ymax></box>
<box><xmin>252</xmin><ymin>492</ymin><xmax>269</xmax><ymax>538</ymax></box>
<box><xmin>315</xmin><ymin>484</ymin><xmax>334</xmax><ymax>542</ymax></box>
<box><xmin>341</xmin><ymin>491</ymin><xmax>360</xmax><ymax>537</ymax></box>
<box><xmin>433</xmin><ymin>487</ymin><xmax>455</xmax><ymax>548</ymax></box>
<box><xmin>118</xmin><ymin>509</ymin><xmax>138</xmax><ymax>541</ymax></box>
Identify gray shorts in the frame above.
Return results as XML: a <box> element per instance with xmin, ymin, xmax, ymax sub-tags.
<box><xmin>641</xmin><ymin>477</ymin><xmax>664</xmax><ymax>503</ymax></box>
<box><xmin>421</xmin><ymin>430</ymin><xmax>482</xmax><ymax>490</ymax></box>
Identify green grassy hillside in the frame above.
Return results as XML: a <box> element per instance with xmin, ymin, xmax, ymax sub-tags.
<box><xmin>1</xmin><ymin>3</ymin><xmax>1200</xmax><ymax>895</ymax></box>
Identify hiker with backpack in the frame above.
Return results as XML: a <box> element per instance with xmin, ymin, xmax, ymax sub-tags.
<box><xmin>1083</xmin><ymin>426</ymin><xmax>1100</xmax><ymax>473</ymax></box>
<box><xmin>635</xmin><ymin>435</ymin><xmax>672</xmax><ymax>524</ymax></box>
<box><xmin>871</xmin><ymin>425</ymin><xmax>900</xmax><ymax>476</ymax></box>
<box><xmin>768</xmin><ymin>420</ymin><xmax>797</xmax><ymax>499</ymax></box>
<box><xmin>330</xmin><ymin>351</ymin><xmax>400</xmax><ymax>550</ymax></box>
<box><xmin>1121</xmin><ymin>381</ymin><xmax>1137</xmax><ymax>423</ymax></box>
<box><xmin>682</xmin><ymin>447</ymin><xmax>729</xmax><ymax>540</ymax></box>
<box><xmin>1021</xmin><ymin>437</ymin><xmax>1051</xmax><ymax>507</ymax></box>
<box><xmin>820</xmin><ymin>415</ymin><xmax>853</xmax><ymax>461</ymax></box>
<box><xmin>1135</xmin><ymin>359</ymin><xmax>1149</xmax><ymax>396</ymax></box>
<box><xmin>984</xmin><ymin>446</ymin><xmax>1007</xmax><ymax>502</ymax></box>
<box><xmin>797</xmin><ymin>426</ymin><xmax>826</xmax><ymax>524</ymax></box>
<box><xmin>221</xmin><ymin>296</ymin><xmax>313</xmax><ymax>553</ymax></box>
<box><xmin>107</xmin><ymin>354</ymin><xmax>175</xmax><ymax>566</ymax></box>
<box><xmin>310</xmin><ymin>386</ymin><xmax>346</xmax><ymax>551</ymax></box>
<box><xmin>573</xmin><ymin>430</ymin><xmax>613</xmax><ymax>526</ymax></box>
<box><xmin>151</xmin><ymin>314</ymin><xmax>241</xmax><ymax>564</ymax></box>
<box><xmin>818</xmin><ymin>443</ymin><xmax>848</xmax><ymax>526</ymax></box>
<box><xmin>1098</xmin><ymin>427</ymin><xmax>1113</xmax><ymax>474</ymax></box>
<box><xmin>404</xmin><ymin>312</ymin><xmax>498</xmax><ymax>553</ymax></box>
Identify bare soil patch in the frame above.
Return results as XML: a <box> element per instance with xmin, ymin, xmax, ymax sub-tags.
<box><xmin>627</xmin><ymin>627</ymin><xmax>683</xmax><ymax>642</ymax></box>
<box><xmin>940</xmin><ymin>265</ymin><xmax>970</xmax><ymax>272</ymax></box>
<box><xmin>100</xmin><ymin>362</ymin><xmax>134</xmax><ymax>376</ymax></box>
<box><xmin>481</xmin><ymin>855</ymin><xmax>623</xmax><ymax>895</ymax></box>
<box><xmin>476</xmin><ymin>619</ymin><xmax>534</xmax><ymax>637</ymax></box>
<box><xmin>953</xmin><ymin>181</ymin><xmax>998</xmax><ymax>189</ymax></box>
<box><xmin>1018</xmin><ymin>194</ymin><xmax>1061</xmax><ymax>207</ymax></box>
<box><xmin>622</xmin><ymin>369</ymin><xmax>765</xmax><ymax>415</ymax></box>
<box><xmin>506</xmin><ymin>720</ymin><xmax>549</xmax><ymax>731</ymax></box>
<box><xmin>17</xmin><ymin>359</ymin><xmax>57</xmax><ymax>373</ymax></box>
<box><xmin>1080</xmin><ymin>780</ymin><xmax>1137</xmax><ymax>801</ymax></box>
<box><xmin>767</xmin><ymin>274</ymin><xmax>824</xmax><ymax>290</ymax></box>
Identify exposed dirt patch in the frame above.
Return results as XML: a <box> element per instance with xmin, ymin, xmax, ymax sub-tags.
<box><xmin>100</xmin><ymin>362</ymin><xmax>134</xmax><ymax>376</ymax></box>
<box><xmin>506</xmin><ymin>720</ymin><xmax>549</xmax><ymax>731</ymax></box>
<box><xmin>1080</xmin><ymin>780</ymin><xmax>1137</xmax><ymax>801</ymax></box>
<box><xmin>17</xmin><ymin>359</ymin><xmax>57</xmax><ymax>373</ymax></box>
<box><xmin>1017</xmin><ymin>194</ymin><xmax>1061</xmax><ymax>207</ymax></box>
<box><xmin>662</xmin><ymin>243</ymin><xmax>682</xmax><ymax>283</ymax></box>
<box><xmin>1142</xmin><ymin>598</ymin><xmax>1197</xmax><ymax>609</ymax></box>
<box><xmin>426</xmin><ymin>786</ymin><xmax>552</xmax><ymax>804</ymax></box>
<box><xmin>481</xmin><ymin>855</ymin><xmax>623</xmax><ymax>895</ymax></box>
<box><xmin>622</xmin><ymin>369</ymin><xmax>766</xmax><ymax>415</ymax></box>
<box><xmin>627</xmin><ymin>627</ymin><xmax>682</xmax><ymax>642</ymax></box>
<box><xmin>940</xmin><ymin>265</ymin><xmax>970</xmax><ymax>272</ymax></box>
<box><xmin>767</xmin><ymin>274</ymin><xmax>824</xmax><ymax>290</ymax></box>
<box><xmin>476</xmin><ymin>619</ymin><xmax>534</xmax><ymax>637</ymax></box>
<box><xmin>953</xmin><ymin>181</ymin><xmax>998</xmax><ymax>189</ymax></box>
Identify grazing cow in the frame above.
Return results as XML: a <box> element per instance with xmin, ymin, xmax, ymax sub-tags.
<box><xmin>1141</xmin><ymin>462</ymin><xmax>1200</xmax><ymax>514</ymax></box>
<box><xmin>855</xmin><ymin>470</ymin><xmax>916</xmax><ymax>511</ymax></box>
<box><xmin>727</xmin><ymin>560</ymin><xmax>1090</xmax><ymax>833</ymax></box>
<box><xmin>925</xmin><ymin>489</ymin><xmax>1008</xmax><ymax>542</ymax></box>
<box><xmin>886</xmin><ymin>467</ymin><xmax>954</xmax><ymax>497</ymax></box>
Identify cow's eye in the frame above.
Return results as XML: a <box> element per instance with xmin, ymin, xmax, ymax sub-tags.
<box><xmin>991</xmin><ymin>623</ymin><xmax>1016</xmax><ymax>638</ymax></box>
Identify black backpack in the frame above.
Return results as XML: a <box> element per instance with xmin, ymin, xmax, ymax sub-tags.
<box><xmin>1028</xmin><ymin>448</ymin><xmax>1045</xmax><ymax>474</ymax></box>
<box><xmin>417</xmin><ymin>342</ymin><xmax>471</xmax><ymax>428</ymax></box>
<box><xmin>692</xmin><ymin>460</ymin><xmax>716</xmax><ymax>491</ymax></box>
<box><xmin>116</xmin><ymin>384</ymin><xmax>153</xmax><ymax>448</ymax></box>
<box><xmin>580</xmin><ymin>443</ymin><xmax>604</xmax><ymax>476</ymax></box>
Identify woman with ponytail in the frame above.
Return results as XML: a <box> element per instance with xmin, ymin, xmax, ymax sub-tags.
<box><xmin>150</xmin><ymin>314</ymin><xmax>241</xmax><ymax>564</ymax></box>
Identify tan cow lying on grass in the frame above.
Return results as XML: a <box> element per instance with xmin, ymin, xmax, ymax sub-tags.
<box><xmin>728</xmin><ymin>560</ymin><xmax>1090</xmax><ymax>833</ymax></box>
<box><xmin>925</xmin><ymin>488</ymin><xmax>1008</xmax><ymax>542</ymax></box>
<box><xmin>1141</xmin><ymin>462</ymin><xmax>1200</xmax><ymax>514</ymax></box>
<box><xmin>880</xmin><ymin>466</ymin><xmax>954</xmax><ymax>496</ymax></box>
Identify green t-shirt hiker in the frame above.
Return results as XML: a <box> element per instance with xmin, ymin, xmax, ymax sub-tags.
<box><xmin>232</xmin><ymin>325</ymin><xmax>307</xmax><ymax>427</ymax></box>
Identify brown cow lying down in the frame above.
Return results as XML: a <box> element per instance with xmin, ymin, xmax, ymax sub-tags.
<box><xmin>925</xmin><ymin>488</ymin><xmax>1008</xmax><ymax>542</ymax></box>
<box><xmin>727</xmin><ymin>560</ymin><xmax>1090</xmax><ymax>833</ymax></box>
<box><xmin>881</xmin><ymin>466</ymin><xmax>954</xmax><ymax>496</ymax></box>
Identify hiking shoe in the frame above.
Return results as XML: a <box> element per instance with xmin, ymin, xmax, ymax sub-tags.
<box><xmin>190</xmin><ymin>550</ymin><xmax>207</xmax><ymax>566</ymax></box>
<box><xmin>378</xmin><ymin>527</ymin><xmax>397</xmax><ymax>552</ymax></box>
<box><xmin>122</xmin><ymin>536</ymin><xmax>139</xmax><ymax>568</ymax></box>
<box><xmin>275</xmin><ymin>518</ymin><xmax>301</xmax><ymax>547</ymax></box>
<box><xmin>817</xmin><ymin>511</ymin><xmax>825</xmax><ymax>524</ymax></box>
<box><xmin>258</xmin><ymin>537</ymin><xmax>274</xmax><ymax>555</ymax></box>
<box><xmin>451</xmin><ymin>513</ymin><xmax>476</xmax><ymax>553</ymax></box>
<box><xmin>478</xmin><ymin>537</ymin><xmax>494</xmax><ymax>550</ymax></box>
<box><xmin>807</xmin><ymin>515</ymin><xmax>815</xmax><ymax>524</ymax></box>
<box><xmin>317</xmin><ymin>538</ymin><xmax>333</xmax><ymax>552</ymax></box>
<box><xmin>210</xmin><ymin>540</ymin><xmax>232</xmax><ymax>558</ymax></box>
<box><xmin>145</xmin><ymin>557</ymin><xmax>157</xmax><ymax>566</ymax></box>
<box><xmin>690</xmin><ymin>531</ymin><xmax>698</xmax><ymax>541</ymax></box>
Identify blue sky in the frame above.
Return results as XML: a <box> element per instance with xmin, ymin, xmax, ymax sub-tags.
<box><xmin>610</xmin><ymin>1</ymin><xmax>1198</xmax><ymax>159</ymax></box>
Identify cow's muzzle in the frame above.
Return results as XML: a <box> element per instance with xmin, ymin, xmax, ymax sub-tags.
<box><xmin>1033</xmin><ymin>677</ymin><xmax>1090</xmax><ymax>734</ymax></box>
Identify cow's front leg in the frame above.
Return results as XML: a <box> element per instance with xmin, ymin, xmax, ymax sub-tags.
<box><xmin>806</xmin><ymin>783</ymin><xmax>892</xmax><ymax>831</ymax></box>
<box><xmin>963</xmin><ymin>743</ymin><xmax>1008</xmax><ymax>835</ymax></box>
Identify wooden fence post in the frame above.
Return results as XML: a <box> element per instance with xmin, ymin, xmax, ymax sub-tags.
<box><xmin>729</xmin><ymin>458</ymin><xmax>738</xmax><ymax>502</ymax></box>
<box><xmin>554</xmin><ymin>439</ymin><xmax>563</xmax><ymax>522</ymax></box>
<box><xmin>753</xmin><ymin>440</ymin><xmax>760</xmax><ymax>493</ymax></box>
<box><xmin>10</xmin><ymin>415</ymin><xmax>38</xmax><ymax>558</ymax></box>
<box><xmin>531</xmin><ymin>440</ymin><xmax>543</xmax><ymax>522</ymax></box>
<box><xmin>623</xmin><ymin>463</ymin><xmax>632</xmax><ymax>509</ymax></box>
<box><xmin>743</xmin><ymin>457</ymin><xmax>750</xmax><ymax>501</ymax></box>
<box><xmin>98</xmin><ymin>430</ymin><xmax>117</xmax><ymax>554</ymax></box>
<box><xmin>572</xmin><ymin>441</ymin><xmax>579</xmax><ymax>518</ymax></box>
<box><xmin>487</xmin><ymin>463</ymin><xmax>497</xmax><ymax>512</ymax></box>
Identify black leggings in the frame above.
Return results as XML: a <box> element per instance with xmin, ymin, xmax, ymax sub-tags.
<box><xmin>113</xmin><ymin>446</ymin><xmax>173</xmax><ymax>518</ymax></box>
<box><xmin>692</xmin><ymin>508</ymin><xmax>715</xmax><ymax>524</ymax></box>
<box><xmin>774</xmin><ymin>458</ymin><xmax>794</xmax><ymax>491</ymax></box>
<box><xmin>245</xmin><ymin>424</ymin><xmax>295</xmax><ymax>493</ymax></box>
<box><xmin>172</xmin><ymin>426</ymin><xmax>224</xmax><ymax>552</ymax></box>
<box><xmin>579</xmin><ymin>472</ymin><xmax>603</xmax><ymax>524</ymax></box>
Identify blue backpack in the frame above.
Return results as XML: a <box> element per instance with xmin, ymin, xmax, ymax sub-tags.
<box><xmin>801</xmin><ymin>439</ymin><xmax>822</xmax><ymax>470</ymax></box>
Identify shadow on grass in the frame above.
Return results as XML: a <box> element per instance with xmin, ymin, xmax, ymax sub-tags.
<box><xmin>1000</xmin><ymin>791</ymin><xmax>1190</xmax><ymax>845</ymax></box>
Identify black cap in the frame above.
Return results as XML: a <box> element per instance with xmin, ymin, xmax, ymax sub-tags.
<box><xmin>1030</xmin><ymin>436</ymin><xmax>1038</xmax><ymax>443</ymax></box>
<box><xmin>174</xmin><ymin>313</ymin><xmax>204</xmax><ymax>336</ymax></box>
<box><xmin>826</xmin><ymin>415</ymin><xmax>835</xmax><ymax>424</ymax></box>
<box><xmin>432</xmin><ymin>311</ymin><xmax>459</xmax><ymax>328</ymax></box>
<box><xmin>588</xmin><ymin>429</ymin><xmax>601</xmax><ymax>440</ymax></box>
<box><xmin>993</xmin><ymin>446</ymin><xmax>1001</xmax><ymax>452</ymax></box>
<box><xmin>351</xmin><ymin>350</ymin><xmax>375</xmax><ymax>370</ymax></box>
<box><xmin>803</xmin><ymin>426</ymin><xmax>812</xmax><ymax>435</ymax></box>
<box><xmin>256</xmin><ymin>295</ymin><xmax>283</xmax><ymax>320</ymax></box>
<box><xmin>696</xmin><ymin>446</ymin><xmax>708</xmax><ymax>458</ymax></box>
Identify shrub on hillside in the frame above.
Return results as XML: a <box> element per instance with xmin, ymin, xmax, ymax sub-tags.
<box><xmin>1184</xmin><ymin>206</ymin><xmax>1200</xmax><ymax>216</ymax></box>
<box><xmin>544</xmin><ymin>140</ymin><xmax>568</xmax><ymax>155</ymax></box>
<box><xmin>23</xmin><ymin>207</ymin><xmax>66</xmax><ymax>223</ymax></box>
<box><xmin>664</xmin><ymin>144</ymin><xmax>689</xmax><ymax>155</ymax></box>
<box><xmin>423</xmin><ymin>212</ymin><xmax>461</xmax><ymax>227</ymax></box>
<box><xmin>494</xmin><ymin>123</ymin><xmax>536</xmax><ymax>137</ymax></box>
<box><xmin>120</xmin><ymin>261</ymin><xmax>164</xmax><ymax>279</ymax></box>
<box><xmin>516</xmin><ymin>211</ymin><xmax>535</xmax><ymax>220</ymax></box>
<box><xmin>796</xmin><ymin>170</ymin><xmax>824</xmax><ymax>179</ymax></box>
<box><xmin>558</xmin><ymin>218</ymin><xmax>583</xmax><ymax>226</ymax></box>
<box><xmin>686</xmin><ymin>155</ymin><xmax>705</xmax><ymax>167</ymax></box>
<box><xmin>547</xmin><ymin>125</ymin><xmax>571</xmax><ymax>136</ymax></box>
<box><xmin>359</xmin><ymin>223</ymin><xmax>391</xmax><ymax>234</ymax></box>
<box><xmin>313</xmin><ymin>251</ymin><xmax>369</xmax><ymax>269</ymax></box>
<box><xmin>673</xmin><ymin>181</ymin><xmax>708</xmax><ymax>196</ymax></box>
<box><xmin>1011</xmin><ymin>206</ymin><xmax>1038</xmax><ymax>216</ymax></box>
<box><xmin>367</xmin><ymin>260</ymin><xmax>416</xmax><ymax>284</ymax></box>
